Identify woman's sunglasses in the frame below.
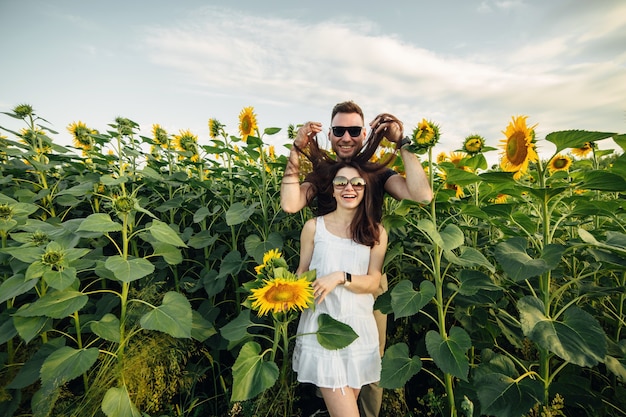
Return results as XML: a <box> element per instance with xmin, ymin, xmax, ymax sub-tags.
<box><xmin>332</xmin><ymin>176</ymin><xmax>367</xmax><ymax>190</ymax></box>
<box><xmin>331</xmin><ymin>126</ymin><xmax>363</xmax><ymax>138</ymax></box>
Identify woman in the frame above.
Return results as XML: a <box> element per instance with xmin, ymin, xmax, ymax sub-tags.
<box><xmin>292</xmin><ymin>160</ymin><xmax>388</xmax><ymax>417</ymax></box>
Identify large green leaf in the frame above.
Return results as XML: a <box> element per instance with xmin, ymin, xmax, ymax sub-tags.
<box><xmin>13</xmin><ymin>315</ymin><xmax>51</xmax><ymax>343</ymax></box>
<box><xmin>0</xmin><ymin>274</ymin><xmax>37</xmax><ymax>304</ymax></box>
<box><xmin>455</xmin><ymin>269</ymin><xmax>502</xmax><ymax>296</ymax></box>
<box><xmin>583</xmin><ymin>170</ymin><xmax>626</xmax><ymax>191</ymax></box>
<box><xmin>7</xmin><ymin>338</ymin><xmax>65</xmax><ymax>389</ymax></box>
<box><xmin>494</xmin><ymin>238</ymin><xmax>564</xmax><ymax>281</ymax></box>
<box><xmin>416</xmin><ymin>220</ymin><xmax>464</xmax><ymax>251</ymax></box>
<box><xmin>40</xmin><ymin>346</ymin><xmax>99</xmax><ymax>387</ymax></box>
<box><xmin>317</xmin><ymin>313</ymin><xmax>358</xmax><ymax>350</ymax></box>
<box><xmin>102</xmin><ymin>386</ymin><xmax>142</xmax><ymax>417</ymax></box>
<box><xmin>379</xmin><ymin>343</ymin><xmax>422</xmax><ymax>389</ymax></box>
<box><xmin>191</xmin><ymin>310</ymin><xmax>216</xmax><ymax>342</ymax></box>
<box><xmin>148</xmin><ymin>220</ymin><xmax>188</xmax><ymax>247</ymax></box>
<box><xmin>230</xmin><ymin>341</ymin><xmax>279</xmax><ymax>402</ymax></box>
<box><xmin>151</xmin><ymin>242</ymin><xmax>183</xmax><ymax>265</ymax></box>
<box><xmin>14</xmin><ymin>290</ymin><xmax>88</xmax><ymax>319</ymax></box>
<box><xmin>43</xmin><ymin>267</ymin><xmax>77</xmax><ymax>290</ymax></box>
<box><xmin>244</xmin><ymin>233</ymin><xmax>284</xmax><ymax>264</ymax></box>
<box><xmin>77</xmin><ymin>213</ymin><xmax>123</xmax><ymax>233</ymax></box>
<box><xmin>425</xmin><ymin>326</ymin><xmax>471</xmax><ymax>381</ymax></box>
<box><xmin>444</xmin><ymin>167</ymin><xmax>483</xmax><ymax>186</ymax></box>
<box><xmin>444</xmin><ymin>246</ymin><xmax>495</xmax><ymax>272</ymax></box>
<box><xmin>391</xmin><ymin>280</ymin><xmax>435</xmax><ymax>319</ymax></box>
<box><xmin>545</xmin><ymin>130</ymin><xmax>615</xmax><ymax>153</ymax></box>
<box><xmin>105</xmin><ymin>256</ymin><xmax>155</xmax><ymax>283</ymax></box>
<box><xmin>140</xmin><ymin>291</ymin><xmax>192</xmax><ymax>338</ymax></box>
<box><xmin>0</xmin><ymin>311</ymin><xmax>18</xmax><ymax>344</ymax></box>
<box><xmin>518</xmin><ymin>296</ymin><xmax>607</xmax><ymax>367</ymax></box>
<box><xmin>225</xmin><ymin>202</ymin><xmax>259</xmax><ymax>226</ymax></box>
<box><xmin>90</xmin><ymin>313</ymin><xmax>121</xmax><ymax>343</ymax></box>
<box><xmin>217</xmin><ymin>250</ymin><xmax>244</xmax><ymax>280</ymax></box>
<box><xmin>0</xmin><ymin>246</ymin><xmax>43</xmax><ymax>263</ymax></box>
<box><xmin>220</xmin><ymin>309</ymin><xmax>253</xmax><ymax>344</ymax></box>
<box><xmin>476</xmin><ymin>373</ymin><xmax>543</xmax><ymax>417</ymax></box>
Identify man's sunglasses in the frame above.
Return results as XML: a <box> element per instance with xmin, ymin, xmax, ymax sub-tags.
<box><xmin>331</xmin><ymin>126</ymin><xmax>363</xmax><ymax>138</ymax></box>
<box><xmin>332</xmin><ymin>176</ymin><xmax>367</xmax><ymax>190</ymax></box>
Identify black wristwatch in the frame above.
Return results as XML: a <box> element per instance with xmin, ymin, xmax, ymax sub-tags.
<box><xmin>398</xmin><ymin>136</ymin><xmax>412</xmax><ymax>149</ymax></box>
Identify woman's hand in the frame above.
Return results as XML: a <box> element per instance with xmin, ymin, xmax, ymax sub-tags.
<box><xmin>311</xmin><ymin>271</ymin><xmax>344</xmax><ymax>304</ymax></box>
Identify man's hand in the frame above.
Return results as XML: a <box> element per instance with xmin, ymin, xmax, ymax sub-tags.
<box><xmin>369</xmin><ymin>113</ymin><xmax>403</xmax><ymax>144</ymax></box>
<box><xmin>294</xmin><ymin>121</ymin><xmax>323</xmax><ymax>148</ymax></box>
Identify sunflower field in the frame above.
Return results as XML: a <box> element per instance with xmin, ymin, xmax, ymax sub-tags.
<box><xmin>0</xmin><ymin>104</ymin><xmax>625</xmax><ymax>417</ymax></box>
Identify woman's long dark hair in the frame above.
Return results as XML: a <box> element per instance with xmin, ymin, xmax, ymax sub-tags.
<box><xmin>308</xmin><ymin>160</ymin><xmax>383</xmax><ymax>247</ymax></box>
<box><xmin>299</xmin><ymin>112</ymin><xmax>401</xmax><ymax>226</ymax></box>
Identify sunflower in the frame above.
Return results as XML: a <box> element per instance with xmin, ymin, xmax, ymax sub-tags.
<box><xmin>13</xmin><ymin>103</ymin><xmax>34</xmax><ymax>118</ymax></box>
<box><xmin>152</xmin><ymin>124</ymin><xmax>169</xmax><ymax>147</ymax></box>
<box><xmin>255</xmin><ymin>248</ymin><xmax>283</xmax><ymax>275</ymax></box>
<box><xmin>249</xmin><ymin>276</ymin><xmax>314</xmax><ymax>316</ymax></box>
<box><xmin>463</xmin><ymin>134</ymin><xmax>485</xmax><ymax>154</ymax></box>
<box><xmin>548</xmin><ymin>154</ymin><xmax>572</xmax><ymax>174</ymax></box>
<box><xmin>173</xmin><ymin>129</ymin><xmax>199</xmax><ymax>162</ymax></box>
<box><xmin>437</xmin><ymin>152</ymin><xmax>449</xmax><ymax>164</ymax></box>
<box><xmin>490</xmin><ymin>194</ymin><xmax>509</xmax><ymax>204</ymax></box>
<box><xmin>411</xmin><ymin>118</ymin><xmax>440</xmax><ymax>150</ymax></box>
<box><xmin>68</xmin><ymin>121</ymin><xmax>97</xmax><ymax>153</ymax></box>
<box><xmin>571</xmin><ymin>142</ymin><xmax>594</xmax><ymax>158</ymax></box>
<box><xmin>499</xmin><ymin>115</ymin><xmax>538</xmax><ymax>180</ymax></box>
<box><xmin>238</xmin><ymin>106</ymin><xmax>258</xmax><ymax>142</ymax></box>
<box><xmin>208</xmin><ymin>118</ymin><xmax>223</xmax><ymax>139</ymax></box>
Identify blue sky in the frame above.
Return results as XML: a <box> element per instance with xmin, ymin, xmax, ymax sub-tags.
<box><xmin>1</xmin><ymin>0</ymin><xmax>625</xmax><ymax>164</ymax></box>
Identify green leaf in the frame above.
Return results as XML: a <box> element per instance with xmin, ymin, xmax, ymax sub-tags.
<box><xmin>0</xmin><ymin>274</ymin><xmax>37</xmax><ymax>304</ymax></box>
<box><xmin>220</xmin><ymin>309</ymin><xmax>253</xmax><ymax>345</ymax></box>
<box><xmin>140</xmin><ymin>291</ymin><xmax>192</xmax><ymax>338</ymax></box>
<box><xmin>456</xmin><ymin>269</ymin><xmax>502</xmax><ymax>296</ymax></box>
<box><xmin>545</xmin><ymin>130</ymin><xmax>616</xmax><ymax>153</ymax></box>
<box><xmin>317</xmin><ymin>313</ymin><xmax>358</xmax><ymax>350</ymax></box>
<box><xmin>90</xmin><ymin>313</ymin><xmax>121</xmax><ymax>343</ymax></box>
<box><xmin>102</xmin><ymin>385</ymin><xmax>142</xmax><ymax>417</ymax></box>
<box><xmin>425</xmin><ymin>326</ymin><xmax>471</xmax><ymax>381</ymax></box>
<box><xmin>217</xmin><ymin>250</ymin><xmax>243</xmax><ymax>280</ymax></box>
<box><xmin>43</xmin><ymin>267</ymin><xmax>77</xmax><ymax>290</ymax></box>
<box><xmin>105</xmin><ymin>256</ymin><xmax>155</xmax><ymax>283</ymax></box>
<box><xmin>230</xmin><ymin>341</ymin><xmax>279</xmax><ymax>402</ymax></box>
<box><xmin>151</xmin><ymin>242</ymin><xmax>183</xmax><ymax>265</ymax></box>
<box><xmin>149</xmin><ymin>220</ymin><xmax>188</xmax><ymax>248</ymax></box>
<box><xmin>518</xmin><ymin>296</ymin><xmax>607</xmax><ymax>367</ymax></box>
<box><xmin>193</xmin><ymin>206</ymin><xmax>211</xmax><ymax>223</ymax></box>
<box><xmin>187</xmin><ymin>229</ymin><xmax>218</xmax><ymax>249</ymax></box>
<box><xmin>444</xmin><ymin>167</ymin><xmax>483</xmax><ymax>186</ymax></box>
<box><xmin>77</xmin><ymin>213</ymin><xmax>123</xmax><ymax>233</ymax></box>
<box><xmin>444</xmin><ymin>246</ymin><xmax>495</xmax><ymax>272</ymax></box>
<box><xmin>244</xmin><ymin>233</ymin><xmax>284</xmax><ymax>264</ymax></box>
<box><xmin>14</xmin><ymin>290</ymin><xmax>88</xmax><ymax>318</ymax></box>
<box><xmin>226</xmin><ymin>202</ymin><xmax>259</xmax><ymax>226</ymax></box>
<box><xmin>0</xmin><ymin>246</ymin><xmax>43</xmax><ymax>263</ymax></box>
<box><xmin>191</xmin><ymin>310</ymin><xmax>216</xmax><ymax>342</ymax></box>
<box><xmin>40</xmin><ymin>346</ymin><xmax>99</xmax><ymax>387</ymax></box>
<box><xmin>583</xmin><ymin>170</ymin><xmax>626</xmax><ymax>191</ymax></box>
<box><xmin>263</xmin><ymin>127</ymin><xmax>282</xmax><ymax>135</ymax></box>
<box><xmin>494</xmin><ymin>238</ymin><xmax>564</xmax><ymax>281</ymax></box>
<box><xmin>476</xmin><ymin>373</ymin><xmax>543</xmax><ymax>417</ymax></box>
<box><xmin>380</xmin><ymin>343</ymin><xmax>422</xmax><ymax>389</ymax></box>
<box><xmin>7</xmin><ymin>338</ymin><xmax>65</xmax><ymax>389</ymax></box>
<box><xmin>391</xmin><ymin>280</ymin><xmax>435</xmax><ymax>319</ymax></box>
<box><xmin>13</xmin><ymin>315</ymin><xmax>51</xmax><ymax>343</ymax></box>
<box><xmin>416</xmin><ymin>220</ymin><xmax>464</xmax><ymax>250</ymax></box>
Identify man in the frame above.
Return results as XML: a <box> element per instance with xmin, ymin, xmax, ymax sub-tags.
<box><xmin>281</xmin><ymin>101</ymin><xmax>432</xmax><ymax>417</ymax></box>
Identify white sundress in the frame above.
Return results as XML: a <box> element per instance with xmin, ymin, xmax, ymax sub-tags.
<box><xmin>292</xmin><ymin>216</ymin><xmax>381</xmax><ymax>389</ymax></box>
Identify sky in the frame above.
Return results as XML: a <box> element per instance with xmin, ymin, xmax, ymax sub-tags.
<box><xmin>1</xmin><ymin>0</ymin><xmax>625</xmax><ymax>165</ymax></box>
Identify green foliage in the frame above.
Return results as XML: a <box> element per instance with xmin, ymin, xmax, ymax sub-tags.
<box><xmin>0</xmin><ymin>105</ymin><xmax>625</xmax><ymax>417</ymax></box>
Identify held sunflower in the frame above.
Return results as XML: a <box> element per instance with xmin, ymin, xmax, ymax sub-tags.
<box><xmin>249</xmin><ymin>276</ymin><xmax>314</xmax><ymax>316</ymax></box>
<box><xmin>499</xmin><ymin>115</ymin><xmax>538</xmax><ymax>179</ymax></box>
<box><xmin>238</xmin><ymin>106</ymin><xmax>258</xmax><ymax>142</ymax></box>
